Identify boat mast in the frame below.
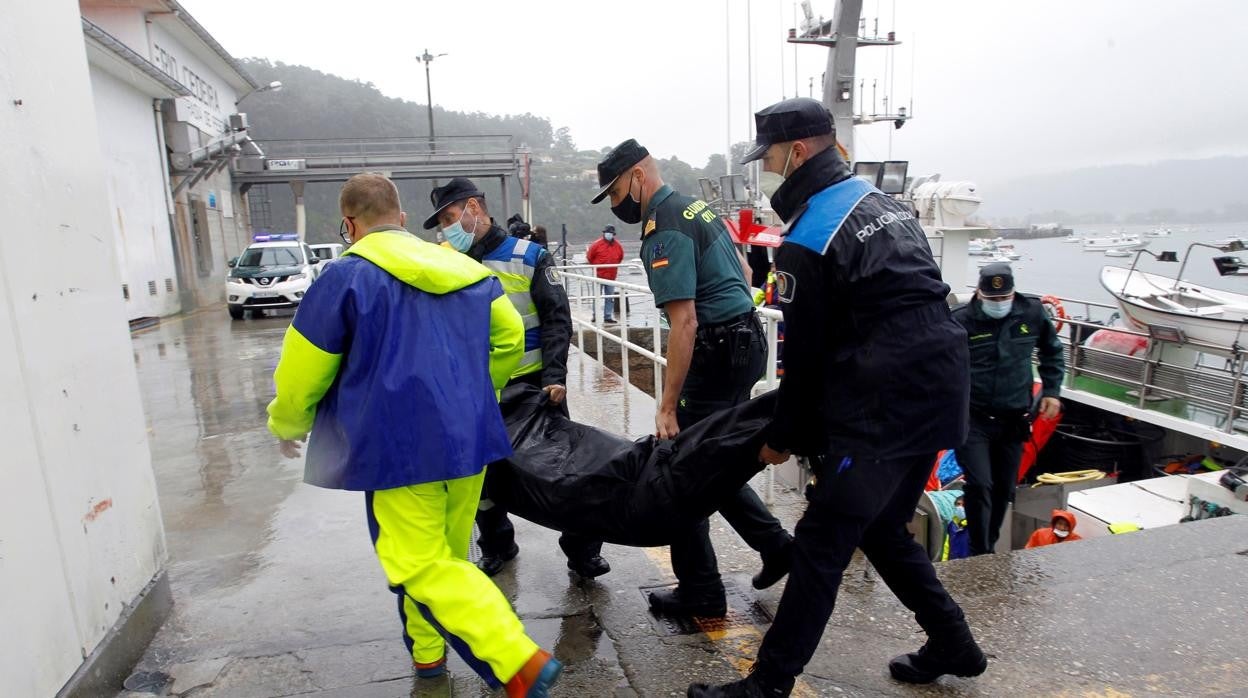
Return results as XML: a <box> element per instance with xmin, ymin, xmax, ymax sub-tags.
<box><xmin>822</xmin><ymin>0</ymin><xmax>862</xmax><ymax>160</ymax></box>
<box><xmin>789</xmin><ymin>0</ymin><xmax>906</xmax><ymax>163</ymax></box>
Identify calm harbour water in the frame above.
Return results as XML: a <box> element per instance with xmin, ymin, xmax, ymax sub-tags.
<box><xmin>560</xmin><ymin>222</ymin><xmax>1248</xmax><ymax>325</ymax></box>
<box><xmin>967</xmin><ymin>222</ymin><xmax>1248</xmax><ymax>310</ymax></box>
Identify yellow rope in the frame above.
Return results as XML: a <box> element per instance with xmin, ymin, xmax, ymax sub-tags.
<box><xmin>1030</xmin><ymin>469</ymin><xmax>1107</xmax><ymax>488</ymax></box>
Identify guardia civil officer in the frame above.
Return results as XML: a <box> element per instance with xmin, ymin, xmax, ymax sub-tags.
<box><xmin>954</xmin><ymin>263</ymin><xmax>1064</xmax><ymax>556</ymax></box>
<box><xmin>591</xmin><ymin>140</ymin><xmax>794</xmax><ymax>618</ymax></box>
<box><xmin>688</xmin><ymin>98</ymin><xmax>985</xmax><ymax>696</ymax></box>
<box><xmin>427</xmin><ymin>177</ymin><xmax>611</xmax><ymax>581</ymax></box>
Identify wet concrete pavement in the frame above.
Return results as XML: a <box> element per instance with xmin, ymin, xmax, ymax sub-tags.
<box><xmin>122</xmin><ymin>308</ymin><xmax>1248</xmax><ymax>697</ymax></box>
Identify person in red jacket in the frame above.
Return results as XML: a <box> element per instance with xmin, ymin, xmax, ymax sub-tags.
<box><xmin>586</xmin><ymin>225</ymin><xmax>625</xmax><ymax>322</ymax></box>
<box><xmin>1025</xmin><ymin>509</ymin><xmax>1083</xmax><ymax>548</ymax></box>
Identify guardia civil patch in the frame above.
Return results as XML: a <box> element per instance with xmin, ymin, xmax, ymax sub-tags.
<box><xmin>652</xmin><ymin>241</ymin><xmax>666</xmax><ymax>258</ymax></box>
<box><xmin>776</xmin><ymin>271</ymin><xmax>797</xmax><ymax>303</ymax></box>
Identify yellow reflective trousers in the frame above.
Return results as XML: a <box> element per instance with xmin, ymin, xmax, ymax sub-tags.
<box><xmin>366</xmin><ymin>472</ymin><xmax>538</xmax><ymax>687</ymax></box>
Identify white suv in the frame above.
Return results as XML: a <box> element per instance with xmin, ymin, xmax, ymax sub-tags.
<box><xmin>226</xmin><ymin>234</ymin><xmax>324</xmax><ymax>319</ymax></box>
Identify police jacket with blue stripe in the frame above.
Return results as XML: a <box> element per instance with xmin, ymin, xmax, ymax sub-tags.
<box><xmin>468</xmin><ymin>225</ymin><xmax>572</xmax><ymax>388</ymax></box>
<box><xmin>766</xmin><ymin>148</ymin><xmax>970</xmax><ymax>459</ymax></box>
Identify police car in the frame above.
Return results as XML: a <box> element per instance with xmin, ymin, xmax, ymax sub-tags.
<box><xmin>226</xmin><ymin>234</ymin><xmax>324</xmax><ymax>319</ymax></box>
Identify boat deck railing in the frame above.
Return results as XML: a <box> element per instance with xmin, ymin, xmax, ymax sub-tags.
<box><xmin>1048</xmin><ymin>295</ymin><xmax>1246</xmax><ymax>437</ymax></box>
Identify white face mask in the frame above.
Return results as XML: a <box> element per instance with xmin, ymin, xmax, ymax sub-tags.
<box><xmin>604</xmin><ymin>232</ymin><xmax>615</xmax><ymax>242</ymax></box>
<box><xmin>981</xmin><ymin>298</ymin><xmax>1014</xmax><ymax>319</ymax></box>
<box><xmin>759</xmin><ymin>145</ymin><xmax>795</xmax><ymax>199</ymax></box>
<box><xmin>1053</xmin><ymin>528</ymin><xmax>1070</xmax><ymax>539</ymax></box>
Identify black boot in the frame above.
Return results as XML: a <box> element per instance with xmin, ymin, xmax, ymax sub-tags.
<box><xmin>888</xmin><ymin>624</ymin><xmax>987</xmax><ymax>684</ymax></box>
<box><xmin>687</xmin><ymin>664</ymin><xmax>794</xmax><ymax>697</ymax></box>
<box><xmin>568</xmin><ymin>555</ymin><xmax>611</xmax><ymax>579</ymax></box>
<box><xmin>476</xmin><ymin>542</ymin><xmax>519</xmax><ymax>577</ymax></box>
<box><xmin>648</xmin><ymin>587</ymin><xmax>727</xmax><ymax>618</ymax></box>
<box><xmin>752</xmin><ymin>539</ymin><xmax>793</xmax><ymax>590</ymax></box>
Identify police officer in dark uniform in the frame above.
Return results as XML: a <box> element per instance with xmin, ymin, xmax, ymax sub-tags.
<box><xmin>689</xmin><ymin>98</ymin><xmax>985</xmax><ymax>697</ymax></box>
<box><xmin>953</xmin><ymin>263</ymin><xmax>1064</xmax><ymax>556</ymax></box>
<box><xmin>426</xmin><ymin>178</ymin><xmax>610</xmax><ymax>581</ymax></box>
<box><xmin>591</xmin><ymin>139</ymin><xmax>794</xmax><ymax>618</ymax></box>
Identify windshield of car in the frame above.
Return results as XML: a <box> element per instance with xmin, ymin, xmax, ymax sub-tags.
<box><xmin>237</xmin><ymin>246</ymin><xmax>302</xmax><ymax>268</ymax></box>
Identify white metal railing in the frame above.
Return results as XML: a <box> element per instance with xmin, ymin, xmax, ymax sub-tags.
<box><xmin>558</xmin><ymin>264</ymin><xmax>784</xmax><ymax>501</ymax></box>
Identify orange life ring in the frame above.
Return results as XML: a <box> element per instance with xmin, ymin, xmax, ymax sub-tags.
<box><xmin>1041</xmin><ymin>295</ymin><xmax>1067</xmax><ymax>332</ymax></box>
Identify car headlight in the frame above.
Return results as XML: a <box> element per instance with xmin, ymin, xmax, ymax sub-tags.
<box><xmin>286</xmin><ymin>273</ymin><xmax>307</xmax><ymax>282</ymax></box>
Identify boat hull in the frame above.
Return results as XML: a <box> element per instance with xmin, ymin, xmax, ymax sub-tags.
<box><xmin>1100</xmin><ymin>266</ymin><xmax>1248</xmax><ymax>355</ymax></box>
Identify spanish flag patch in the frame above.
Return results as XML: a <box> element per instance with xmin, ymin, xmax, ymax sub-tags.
<box><xmin>651</xmin><ymin>258</ymin><xmax>669</xmax><ymax>269</ymax></box>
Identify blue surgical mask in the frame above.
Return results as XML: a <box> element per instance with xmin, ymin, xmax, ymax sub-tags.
<box><xmin>442</xmin><ymin>209</ymin><xmax>478</xmax><ymax>252</ymax></box>
<box><xmin>981</xmin><ymin>298</ymin><xmax>1013</xmax><ymax>319</ymax></box>
<box><xmin>954</xmin><ymin>506</ymin><xmax>966</xmax><ymax>521</ymax></box>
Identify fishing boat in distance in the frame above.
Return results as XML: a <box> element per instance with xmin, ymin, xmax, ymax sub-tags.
<box><xmin>1084</xmin><ymin>233</ymin><xmax>1148</xmax><ymax>252</ymax></box>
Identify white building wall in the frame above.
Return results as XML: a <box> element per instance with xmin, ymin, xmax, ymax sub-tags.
<box><xmin>0</xmin><ymin>1</ymin><xmax>166</xmax><ymax>695</ymax></box>
<box><xmin>88</xmin><ymin>65</ymin><xmax>182</xmax><ymax>319</ymax></box>
<box><xmin>146</xmin><ymin>21</ymin><xmax>240</xmax><ymax>127</ymax></box>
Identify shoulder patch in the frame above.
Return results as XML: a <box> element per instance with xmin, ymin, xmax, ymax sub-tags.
<box><xmin>651</xmin><ymin>241</ymin><xmax>665</xmax><ymax>258</ymax></box>
<box><xmin>644</xmin><ymin>219</ymin><xmax>656</xmax><ymax>236</ymax></box>
<box><xmin>776</xmin><ymin>271</ymin><xmax>797</xmax><ymax>303</ymax></box>
<box><xmin>544</xmin><ymin>266</ymin><xmax>561</xmax><ymax>285</ymax></box>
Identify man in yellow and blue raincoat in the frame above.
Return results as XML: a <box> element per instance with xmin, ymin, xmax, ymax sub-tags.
<box><xmin>267</xmin><ymin>173</ymin><xmax>562</xmax><ymax>697</ymax></box>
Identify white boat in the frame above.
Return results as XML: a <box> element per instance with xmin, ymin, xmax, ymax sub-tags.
<box><xmin>1104</xmin><ymin>248</ymin><xmax>1132</xmax><ymax>257</ymax></box>
<box><xmin>1083</xmin><ymin>234</ymin><xmax>1148</xmax><ymax>252</ymax></box>
<box><xmin>1146</xmin><ymin>227</ymin><xmax>1172</xmax><ymax>238</ymax></box>
<box><xmin>976</xmin><ymin>253</ymin><xmax>1014</xmax><ymax>267</ymax></box>
<box><xmin>1062</xmin><ymin>234</ymin><xmax>1082</xmax><ymax>243</ymax></box>
<box><xmin>1100</xmin><ymin>265</ymin><xmax>1248</xmax><ymax>354</ymax></box>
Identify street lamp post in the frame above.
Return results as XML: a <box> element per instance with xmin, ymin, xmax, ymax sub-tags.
<box><xmin>419</xmin><ymin>50</ymin><xmax>447</xmax><ymax>186</ymax></box>
<box><xmin>234</xmin><ymin>80</ymin><xmax>282</xmax><ymax>107</ymax></box>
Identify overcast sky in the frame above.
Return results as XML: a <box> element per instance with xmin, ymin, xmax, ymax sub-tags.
<box><xmin>185</xmin><ymin>0</ymin><xmax>1248</xmax><ymax>191</ymax></box>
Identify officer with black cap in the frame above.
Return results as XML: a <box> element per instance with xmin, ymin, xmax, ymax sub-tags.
<box><xmin>688</xmin><ymin>97</ymin><xmax>984</xmax><ymax>697</ymax></box>
<box><xmin>424</xmin><ymin>177</ymin><xmax>611</xmax><ymax>581</ymax></box>
<box><xmin>953</xmin><ymin>263</ymin><xmax>1064</xmax><ymax>557</ymax></box>
<box><xmin>591</xmin><ymin>139</ymin><xmax>794</xmax><ymax>619</ymax></box>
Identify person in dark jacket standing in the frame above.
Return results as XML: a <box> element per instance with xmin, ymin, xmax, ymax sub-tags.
<box><xmin>953</xmin><ymin>263</ymin><xmax>1064</xmax><ymax>556</ymax></box>
<box><xmin>689</xmin><ymin>98</ymin><xmax>985</xmax><ymax>697</ymax></box>
<box><xmin>591</xmin><ymin>140</ymin><xmax>794</xmax><ymax>619</ymax></box>
<box><xmin>427</xmin><ymin>178</ymin><xmax>611</xmax><ymax>581</ymax></box>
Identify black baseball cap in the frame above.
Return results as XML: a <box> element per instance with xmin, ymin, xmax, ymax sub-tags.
<box><xmin>741</xmin><ymin>97</ymin><xmax>835</xmax><ymax>164</ymax></box>
<box><xmin>590</xmin><ymin>139</ymin><xmax>649</xmax><ymax>204</ymax></box>
<box><xmin>978</xmin><ymin>263</ymin><xmax>1015</xmax><ymax>297</ymax></box>
<box><xmin>603</xmin><ymin>224</ymin><xmax>616</xmax><ymax>235</ymax></box>
<box><xmin>423</xmin><ymin>177</ymin><xmax>484</xmax><ymax>230</ymax></box>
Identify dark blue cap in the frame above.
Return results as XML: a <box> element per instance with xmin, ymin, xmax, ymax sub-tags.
<box><xmin>424</xmin><ymin>177</ymin><xmax>484</xmax><ymax>229</ymax></box>
<box><xmin>978</xmin><ymin>263</ymin><xmax>1015</xmax><ymax>296</ymax></box>
<box><xmin>591</xmin><ymin>139</ymin><xmax>649</xmax><ymax>204</ymax></box>
<box><xmin>741</xmin><ymin>98</ymin><xmax>835</xmax><ymax>164</ymax></box>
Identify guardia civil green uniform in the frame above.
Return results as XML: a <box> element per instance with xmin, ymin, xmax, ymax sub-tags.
<box><xmin>591</xmin><ymin>139</ymin><xmax>792</xmax><ymax>617</ymax></box>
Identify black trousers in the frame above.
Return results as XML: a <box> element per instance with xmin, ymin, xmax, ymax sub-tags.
<box><xmin>476</xmin><ymin>372</ymin><xmax>604</xmax><ymax>563</ymax></box>
<box><xmin>668</xmin><ymin>315</ymin><xmax>791</xmax><ymax>596</ymax></box>
<box><xmin>756</xmin><ymin>452</ymin><xmax>967</xmax><ymax>678</ymax></box>
<box><xmin>955</xmin><ymin>411</ymin><xmax>1025</xmax><ymax>556</ymax></box>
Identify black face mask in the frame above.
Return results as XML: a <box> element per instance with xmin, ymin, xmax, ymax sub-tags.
<box><xmin>611</xmin><ymin>176</ymin><xmax>643</xmax><ymax>224</ymax></box>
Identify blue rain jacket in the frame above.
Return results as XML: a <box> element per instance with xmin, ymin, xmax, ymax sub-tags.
<box><xmin>267</xmin><ymin>229</ymin><xmax>524</xmax><ymax>490</ymax></box>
